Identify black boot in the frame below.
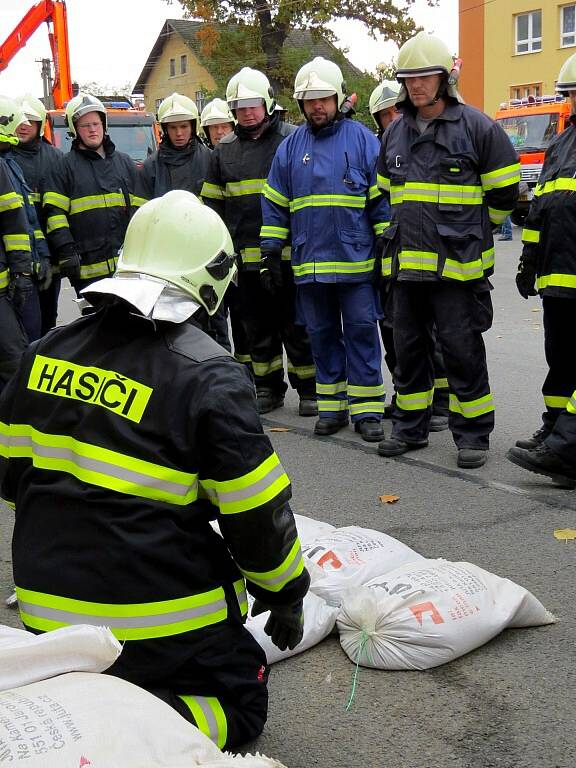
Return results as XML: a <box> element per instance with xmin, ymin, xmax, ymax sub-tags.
<box><xmin>256</xmin><ymin>388</ymin><xmax>285</xmax><ymax>415</ymax></box>
<box><xmin>507</xmin><ymin>443</ymin><xmax>576</xmax><ymax>483</ymax></box>
<box><xmin>515</xmin><ymin>425</ymin><xmax>550</xmax><ymax>450</ymax></box>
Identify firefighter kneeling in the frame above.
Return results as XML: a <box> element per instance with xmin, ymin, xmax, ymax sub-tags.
<box><xmin>0</xmin><ymin>190</ymin><xmax>309</xmax><ymax>749</ymax></box>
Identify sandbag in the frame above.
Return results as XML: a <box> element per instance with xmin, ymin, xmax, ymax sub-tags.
<box><xmin>0</xmin><ymin>673</ymin><xmax>287</xmax><ymax>767</ymax></box>
<box><xmin>245</xmin><ymin>592</ymin><xmax>338</xmax><ymax>664</ymax></box>
<box><xmin>302</xmin><ymin>526</ymin><xmax>424</xmax><ymax>606</ymax></box>
<box><xmin>0</xmin><ymin>624</ymin><xmax>121</xmax><ymax>691</ymax></box>
<box><xmin>337</xmin><ymin>558</ymin><xmax>556</xmax><ymax>671</ymax></box>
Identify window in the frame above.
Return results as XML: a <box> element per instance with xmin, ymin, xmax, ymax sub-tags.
<box><xmin>180</xmin><ymin>54</ymin><xmax>188</xmax><ymax>74</ymax></box>
<box><xmin>510</xmin><ymin>83</ymin><xmax>543</xmax><ymax>100</ymax></box>
<box><xmin>561</xmin><ymin>4</ymin><xmax>576</xmax><ymax>47</ymax></box>
<box><xmin>195</xmin><ymin>90</ymin><xmax>206</xmax><ymax>112</ymax></box>
<box><xmin>515</xmin><ymin>11</ymin><xmax>542</xmax><ymax>54</ymax></box>
<box><xmin>169</xmin><ymin>58</ymin><xmax>176</xmax><ymax>77</ymax></box>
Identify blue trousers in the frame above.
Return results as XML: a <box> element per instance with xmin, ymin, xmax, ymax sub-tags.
<box><xmin>296</xmin><ymin>282</ymin><xmax>385</xmax><ymax>422</ymax></box>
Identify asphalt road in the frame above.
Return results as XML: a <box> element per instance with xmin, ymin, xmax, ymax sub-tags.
<box><xmin>1</xmin><ymin>229</ymin><xmax>574</xmax><ymax>768</ymax></box>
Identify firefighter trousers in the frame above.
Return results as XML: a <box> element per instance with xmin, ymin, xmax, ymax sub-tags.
<box><xmin>238</xmin><ymin>269</ymin><xmax>315</xmax><ymax>397</ymax></box>
<box><xmin>105</xmin><ymin>622</ymin><xmax>269</xmax><ymax>750</ymax></box>
<box><xmin>296</xmin><ymin>282</ymin><xmax>385</xmax><ymax>422</ymax></box>
<box><xmin>0</xmin><ymin>295</ymin><xmax>27</xmax><ymax>394</ymax></box>
<box><xmin>390</xmin><ymin>280</ymin><xmax>494</xmax><ymax>448</ymax></box>
<box><xmin>546</xmin><ymin>389</ymin><xmax>576</xmax><ymax>468</ymax></box>
<box><xmin>541</xmin><ymin>296</ymin><xmax>576</xmax><ymax>431</ymax></box>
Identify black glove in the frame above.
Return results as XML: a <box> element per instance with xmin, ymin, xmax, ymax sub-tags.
<box><xmin>252</xmin><ymin>599</ymin><xmax>304</xmax><ymax>651</ymax></box>
<box><xmin>59</xmin><ymin>244</ymin><xmax>82</xmax><ymax>283</ymax></box>
<box><xmin>259</xmin><ymin>248</ymin><xmax>284</xmax><ymax>294</ymax></box>
<box><xmin>9</xmin><ymin>273</ymin><xmax>34</xmax><ymax>314</ymax></box>
<box><xmin>516</xmin><ymin>257</ymin><xmax>538</xmax><ymax>299</ymax></box>
<box><xmin>372</xmin><ymin>235</ymin><xmax>385</xmax><ymax>287</ymax></box>
<box><xmin>34</xmin><ymin>257</ymin><xmax>53</xmax><ymax>292</ymax></box>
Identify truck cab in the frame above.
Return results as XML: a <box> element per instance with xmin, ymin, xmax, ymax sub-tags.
<box><xmin>495</xmin><ymin>95</ymin><xmax>571</xmax><ymax>225</ymax></box>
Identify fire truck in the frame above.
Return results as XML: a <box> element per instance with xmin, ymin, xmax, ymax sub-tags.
<box><xmin>495</xmin><ymin>95</ymin><xmax>571</xmax><ymax>225</ymax></box>
<box><xmin>0</xmin><ymin>0</ymin><xmax>159</xmax><ymax>166</ymax></box>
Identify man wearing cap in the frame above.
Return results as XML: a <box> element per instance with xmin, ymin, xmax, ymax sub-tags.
<box><xmin>375</xmin><ymin>32</ymin><xmax>520</xmax><ymax>469</ymax></box>
<box><xmin>201</xmin><ymin>68</ymin><xmax>316</xmax><ymax>417</ymax></box>
<box><xmin>43</xmin><ymin>93</ymin><xmax>143</xmax><ymax>298</ymax></box>
<box><xmin>507</xmin><ymin>52</ymin><xmax>576</xmax><ymax>485</ymax></box>
<box><xmin>261</xmin><ymin>57</ymin><xmax>389</xmax><ymax>442</ymax></box>
<box><xmin>13</xmin><ymin>94</ymin><xmax>63</xmax><ymax>333</ymax></box>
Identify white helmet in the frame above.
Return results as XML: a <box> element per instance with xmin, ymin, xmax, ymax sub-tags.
<box><xmin>293</xmin><ymin>57</ymin><xmax>347</xmax><ymax>110</ymax></box>
<box><xmin>200</xmin><ymin>98</ymin><xmax>235</xmax><ymax>127</ymax></box>
<box><xmin>157</xmin><ymin>93</ymin><xmax>199</xmax><ymax>125</ymax></box>
<box><xmin>0</xmin><ymin>96</ymin><xmax>30</xmax><ymax>144</ymax></box>
<box><xmin>226</xmin><ymin>68</ymin><xmax>275</xmax><ymax>115</ymax></box>
<box><xmin>17</xmin><ymin>93</ymin><xmax>47</xmax><ymax>136</ymax></box>
<box><xmin>65</xmin><ymin>93</ymin><xmax>107</xmax><ymax>137</ymax></box>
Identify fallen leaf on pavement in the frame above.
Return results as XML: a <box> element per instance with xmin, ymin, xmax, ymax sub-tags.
<box><xmin>553</xmin><ymin>528</ymin><xmax>576</xmax><ymax>541</ymax></box>
<box><xmin>379</xmin><ymin>494</ymin><xmax>400</xmax><ymax>504</ymax></box>
<box><xmin>268</xmin><ymin>427</ymin><xmax>291</xmax><ymax>433</ymax></box>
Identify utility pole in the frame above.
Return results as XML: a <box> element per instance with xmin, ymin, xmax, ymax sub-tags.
<box><xmin>38</xmin><ymin>57</ymin><xmax>54</xmax><ymax>108</ymax></box>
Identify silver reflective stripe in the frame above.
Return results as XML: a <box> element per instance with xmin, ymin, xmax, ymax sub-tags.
<box><xmin>8</xmin><ymin>434</ymin><xmax>197</xmax><ymax>498</ymax></box>
<box><xmin>18</xmin><ymin>598</ymin><xmax>227</xmax><ymax>628</ymax></box>
<box><xmin>250</xmin><ymin>548</ymin><xmax>302</xmax><ymax>589</ymax></box>
<box><xmin>215</xmin><ymin>461</ymin><xmax>286</xmax><ymax>506</ymax></box>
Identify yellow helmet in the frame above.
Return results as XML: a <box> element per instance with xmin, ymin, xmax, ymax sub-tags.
<box><xmin>226</xmin><ymin>68</ymin><xmax>275</xmax><ymax>115</ymax></box>
<box><xmin>200</xmin><ymin>98</ymin><xmax>235</xmax><ymax>128</ymax></box>
<box><xmin>116</xmin><ymin>191</ymin><xmax>237</xmax><ymax>316</ymax></box>
<box><xmin>157</xmin><ymin>93</ymin><xmax>199</xmax><ymax>125</ymax></box>
<box><xmin>293</xmin><ymin>57</ymin><xmax>346</xmax><ymax>109</ymax></box>
<box><xmin>396</xmin><ymin>31</ymin><xmax>455</xmax><ymax>79</ymax></box>
<box><xmin>17</xmin><ymin>93</ymin><xmax>47</xmax><ymax>136</ymax></box>
<box><xmin>556</xmin><ymin>52</ymin><xmax>576</xmax><ymax>95</ymax></box>
<box><xmin>65</xmin><ymin>93</ymin><xmax>107</xmax><ymax>137</ymax></box>
<box><xmin>369</xmin><ymin>81</ymin><xmax>400</xmax><ymax>127</ymax></box>
<box><xmin>0</xmin><ymin>96</ymin><xmax>30</xmax><ymax>144</ymax></box>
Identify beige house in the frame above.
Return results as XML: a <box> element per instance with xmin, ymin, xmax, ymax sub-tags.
<box><xmin>133</xmin><ymin>19</ymin><xmax>363</xmax><ymax>115</ymax></box>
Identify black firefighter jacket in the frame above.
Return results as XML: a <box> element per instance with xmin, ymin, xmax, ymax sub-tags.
<box><xmin>0</xmin><ymin>306</ymin><xmax>309</xmax><ymax>643</ymax></box>
<box><xmin>377</xmin><ymin>100</ymin><xmax>520</xmax><ymax>284</ymax></box>
<box><xmin>137</xmin><ymin>137</ymin><xmax>212</xmax><ymax>199</ymax></box>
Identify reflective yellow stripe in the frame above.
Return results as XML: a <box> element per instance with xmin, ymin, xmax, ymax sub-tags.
<box><xmin>34</xmin><ymin>229</ymin><xmax>45</xmax><ymax>241</ymax></box>
<box><xmin>567</xmin><ymin>393</ymin><xmax>576</xmax><ymax>415</ymax></box>
<box><xmin>251</xmin><ymin>355</ymin><xmax>283</xmax><ymax>376</ymax></box>
<box><xmin>373</xmin><ymin>221</ymin><xmax>390</xmax><ymax>235</ymax></box>
<box><xmin>292</xmin><ymin>259</ymin><xmax>373</xmax><ymax>277</ymax></box>
<box><xmin>399</xmin><ymin>250</ymin><xmax>438</xmax><ymax>271</ymax></box>
<box><xmin>69</xmin><ymin>192</ymin><xmax>125</xmax><ymax>215</ymax></box>
<box><xmin>0</xmin><ymin>269</ymin><xmax>9</xmax><ymax>291</ymax></box>
<box><xmin>397</xmin><ymin>182</ymin><xmax>483</xmax><ymax>205</ymax></box>
<box><xmin>289</xmin><ymin>194</ymin><xmax>365</xmax><ymax>212</ymax></box>
<box><xmin>377</xmin><ymin>173</ymin><xmax>390</xmax><ymax>192</ymax></box>
<box><xmin>3</xmin><ymin>234</ymin><xmax>31</xmax><ymax>252</ymax></box>
<box><xmin>234</xmin><ymin>578</ymin><xmax>248</xmax><ymax>617</ymax></box>
<box><xmin>234</xmin><ymin>353</ymin><xmax>252</xmax><ymax>365</ymax></box>
<box><xmin>240</xmin><ymin>247</ymin><xmax>262</xmax><ymax>264</ymax></box>
<box><xmin>0</xmin><ymin>191</ymin><xmax>23</xmax><ymax>212</ymax></box>
<box><xmin>480</xmin><ymin>163</ymin><xmax>521</xmax><ymax>190</ymax></box>
<box><xmin>390</xmin><ymin>184</ymin><xmax>405</xmax><ymax>205</ymax></box>
<box><xmin>434</xmin><ymin>377</ymin><xmax>449</xmax><ymax>389</ymax></box>
<box><xmin>317</xmin><ymin>398</ymin><xmax>348</xmax><ymax>412</ymax></box>
<box><xmin>382</xmin><ymin>256</ymin><xmax>392</xmax><ymax>276</ymax></box>
<box><xmin>178</xmin><ymin>695</ymin><xmax>228</xmax><ymax>748</ymax></box>
<box><xmin>28</xmin><ymin>354</ymin><xmax>152</xmax><ymax>422</ymax></box>
<box><xmin>43</xmin><ymin>191</ymin><xmax>71</xmax><ymax>211</ymax></box>
<box><xmin>226</xmin><ymin>178</ymin><xmax>265</xmax><ymax>197</ymax></box>
<box><xmin>0</xmin><ymin>422</ymin><xmax>198</xmax><ymax>506</ymax></box>
<box><xmin>16</xmin><ymin>586</ymin><xmax>227</xmax><ymax>641</ymax></box>
<box><xmin>536</xmin><ymin>273</ymin><xmax>576</xmax><ymax>290</ymax></box>
<box><xmin>368</xmin><ymin>184</ymin><xmax>381</xmax><ymax>200</ymax></box>
<box><xmin>47</xmin><ymin>214</ymin><xmax>69</xmax><ymax>233</ymax></box>
<box><xmin>129</xmin><ymin>194</ymin><xmax>147</xmax><ymax>207</ymax></box>
<box><xmin>28</xmin><ymin>192</ymin><xmax>41</xmax><ymax>205</ymax></box>
<box><xmin>442</xmin><ymin>257</ymin><xmax>484</xmax><ymax>281</ymax></box>
<box><xmin>449</xmin><ymin>393</ymin><xmax>494</xmax><ymax>418</ymax></box>
<box><xmin>286</xmin><ymin>362</ymin><xmax>316</xmax><ymax>378</ymax></box>
<box><xmin>200</xmin><ymin>452</ymin><xmax>290</xmax><ymax>515</ymax></box>
<box><xmin>522</xmin><ymin>228</ymin><xmax>540</xmax><ymax>244</ymax></box>
<box><xmin>544</xmin><ymin>395</ymin><xmax>570</xmax><ymax>409</ymax></box>
<box><xmin>316</xmin><ymin>381</ymin><xmax>347</xmax><ymax>395</ymax></box>
<box><xmin>347</xmin><ymin>383</ymin><xmax>386</xmax><ymax>398</ymax></box>
<box><xmin>349</xmin><ymin>401</ymin><xmax>385</xmax><ymax>415</ymax></box>
<box><xmin>482</xmin><ymin>247</ymin><xmax>495</xmax><ymax>272</ymax></box>
<box><xmin>201</xmin><ymin>182</ymin><xmax>226</xmax><ymax>200</ymax></box>
<box><xmin>79</xmin><ymin>257</ymin><xmax>118</xmax><ymax>280</ymax></box>
<box><xmin>260</xmin><ymin>225</ymin><xmax>289</xmax><ymax>239</ymax></box>
<box><xmin>241</xmin><ymin>538</ymin><xmax>305</xmax><ymax>593</ymax></box>
<box><xmin>263</xmin><ymin>182</ymin><xmax>290</xmax><ymax>207</ymax></box>
<box><xmin>397</xmin><ymin>389</ymin><xmax>434</xmax><ymax>411</ymax></box>
<box><xmin>535</xmin><ymin>177</ymin><xmax>576</xmax><ymax>197</ymax></box>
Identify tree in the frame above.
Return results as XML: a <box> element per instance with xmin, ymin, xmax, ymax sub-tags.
<box><xmin>166</xmin><ymin>1</ymin><xmax>438</xmax><ymax>94</ymax></box>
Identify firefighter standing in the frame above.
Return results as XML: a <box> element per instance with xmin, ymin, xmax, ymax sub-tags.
<box><xmin>201</xmin><ymin>68</ymin><xmax>316</xmax><ymax>416</ymax></box>
<box><xmin>138</xmin><ymin>93</ymin><xmax>211</xmax><ymax>198</ymax></box>
<box><xmin>261</xmin><ymin>58</ymin><xmax>388</xmax><ymax>441</ymax></box>
<box><xmin>369</xmin><ymin>81</ymin><xmax>401</xmax><ymax>136</ymax></box>
<box><xmin>0</xmin><ymin>190</ymin><xmax>309</xmax><ymax>749</ymax></box>
<box><xmin>13</xmin><ymin>93</ymin><xmax>63</xmax><ymax>334</ymax></box>
<box><xmin>200</xmin><ymin>98</ymin><xmax>235</xmax><ymax>148</ymax></box>
<box><xmin>43</xmin><ymin>93</ymin><xmax>143</xmax><ymax>298</ymax></box>
<box><xmin>375</xmin><ymin>32</ymin><xmax>520</xmax><ymax>468</ymax></box>
<box><xmin>507</xmin><ymin>53</ymin><xmax>576</xmax><ymax>484</ymax></box>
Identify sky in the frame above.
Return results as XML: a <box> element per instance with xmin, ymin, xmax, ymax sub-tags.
<box><xmin>0</xmin><ymin>0</ymin><xmax>459</xmax><ymax>98</ymax></box>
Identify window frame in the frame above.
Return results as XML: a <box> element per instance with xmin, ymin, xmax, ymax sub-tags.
<box><xmin>515</xmin><ymin>10</ymin><xmax>542</xmax><ymax>54</ymax></box>
<box><xmin>169</xmin><ymin>58</ymin><xmax>176</xmax><ymax>77</ymax></box>
<box><xmin>180</xmin><ymin>54</ymin><xmax>188</xmax><ymax>75</ymax></box>
<box><xmin>561</xmin><ymin>4</ymin><xmax>576</xmax><ymax>48</ymax></box>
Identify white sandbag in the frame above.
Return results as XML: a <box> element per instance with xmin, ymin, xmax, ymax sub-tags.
<box><xmin>0</xmin><ymin>672</ymin><xmax>287</xmax><ymax>767</ymax></box>
<box><xmin>337</xmin><ymin>558</ymin><xmax>556</xmax><ymax>671</ymax></box>
<box><xmin>0</xmin><ymin>624</ymin><xmax>121</xmax><ymax>691</ymax></box>
<box><xmin>302</xmin><ymin>526</ymin><xmax>424</xmax><ymax>606</ymax></box>
<box><xmin>245</xmin><ymin>592</ymin><xmax>338</xmax><ymax>664</ymax></box>
<box><xmin>293</xmin><ymin>514</ymin><xmax>336</xmax><ymax>545</ymax></box>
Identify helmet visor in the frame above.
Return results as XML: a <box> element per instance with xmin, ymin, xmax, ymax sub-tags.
<box><xmin>228</xmin><ymin>97</ymin><xmax>265</xmax><ymax>110</ymax></box>
<box><xmin>295</xmin><ymin>89</ymin><xmax>337</xmax><ymax>100</ymax></box>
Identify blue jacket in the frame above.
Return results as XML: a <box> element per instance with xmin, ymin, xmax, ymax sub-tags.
<box><xmin>261</xmin><ymin>117</ymin><xmax>390</xmax><ymax>284</ymax></box>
